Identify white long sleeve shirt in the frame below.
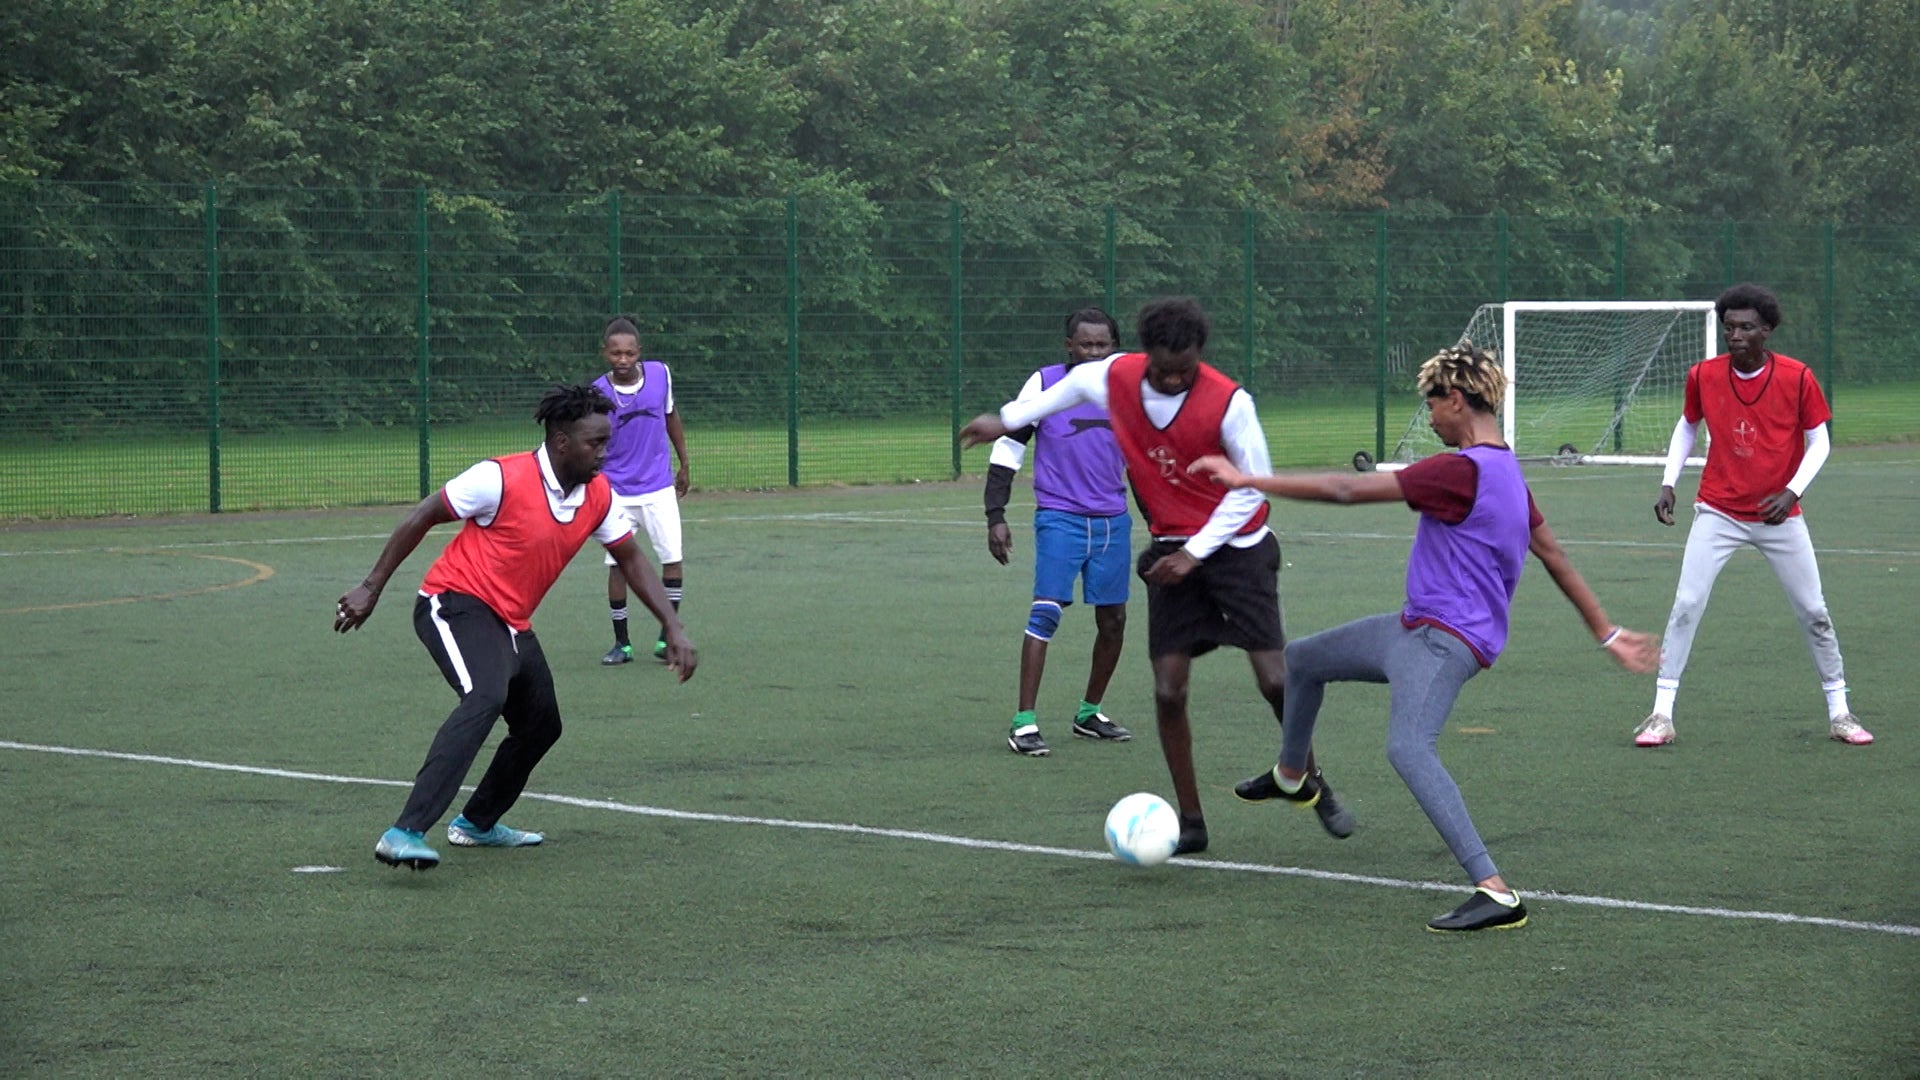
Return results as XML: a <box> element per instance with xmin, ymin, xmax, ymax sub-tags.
<box><xmin>997</xmin><ymin>356</ymin><xmax>1272</xmax><ymax>561</ymax></box>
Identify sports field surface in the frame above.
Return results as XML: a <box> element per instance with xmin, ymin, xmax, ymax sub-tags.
<box><xmin>4</xmin><ymin>449</ymin><xmax>1917</xmax><ymax>1076</ymax></box>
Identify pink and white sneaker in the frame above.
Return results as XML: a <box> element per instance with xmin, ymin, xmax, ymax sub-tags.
<box><xmin>1829</xmin><ymin>715</ymin><xmax>1874</xmax><ymax>745</ymax></box>
<box><xmin>1633</xmin><ymin>713</ymin><xmax>1675</xmax><ymax>747</ymax></box>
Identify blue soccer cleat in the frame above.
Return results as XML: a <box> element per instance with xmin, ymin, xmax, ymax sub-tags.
<box><xmin>374</xmin><ymin>827</ymin><xmax>441</xmax><ymax>870</ymax></box>
<box><xmin>446</xmin><ymin>815</ymin><xmax>545</xmax><ymax>848</ymax></box>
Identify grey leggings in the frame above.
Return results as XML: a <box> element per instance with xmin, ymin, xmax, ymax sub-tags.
<box><xmin>1278</xmin><ymin>613</ymin><xmax>1497</xmax><ymax>884</ymax></box>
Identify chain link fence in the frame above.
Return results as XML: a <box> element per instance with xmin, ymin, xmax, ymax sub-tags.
<box><xmin>4</xmin><ymin>182</ymin><xmax>1915</xmax><ymax>518</ymax></box>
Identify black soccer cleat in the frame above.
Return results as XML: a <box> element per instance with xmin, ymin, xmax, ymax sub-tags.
<box><xmin>1427</xmin><ymin>888</ymin><xmax>1528</xmax><ymax>933</ymax></box>
<box><xmin>1235</xmin><ymin>765</ymin><xmax>1355</xmax><ymax>839</ymax></box>
<box><xmin>1007</xmin><ymin>729</ymin><xmax>1051</xmax><ymax>757</ymax></box>
<box><xmin>1308</xmin><ymin>771</ymin><xmax>1355</xmax><ymax>839</ymax></box>
<box><xmin>1172</xmin><ymin>815</ymin><xmax>1208</xmax><ymax>856</ymax></box>
<box><xmin>1071</xmin><ymin>713</ymin><xmax>1133</xmax><ymax>741</ymax></box>
<box><xmin>602</xmin><ymin>643</ymin><xmax>634</xmax><ymax>666</ymax></box>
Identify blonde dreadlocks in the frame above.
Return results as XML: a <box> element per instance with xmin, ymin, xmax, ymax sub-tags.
<box><xmin>1416</xmin><ymin>343</ymin><xmax>1504</xmax><ymax>414</ymax></box>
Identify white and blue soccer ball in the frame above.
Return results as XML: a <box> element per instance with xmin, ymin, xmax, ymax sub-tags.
<box><xmin>1104</xmin><ymin>792</ymin><xmax>1181</xmax><ymax>867</ymax></box>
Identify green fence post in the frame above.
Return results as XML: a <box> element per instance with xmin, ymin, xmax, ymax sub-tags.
<box><xmin>1103</xmin><ymin>205</ymin><xmax>1117</xmax><ymax>316</ymax></box>
<box><xmin>416</xmin><ymin>187</ymin><xmax>431</xmax><ymax>498</ymax></box>
<box><xmin>607</xmin><ymin>190</ymin><xmax>622</xmax><ymax>316</ymax></box>
<box><xmin>786</xmin><ymin>196</ymin><xmax>800</xmax><ymax>488</ymax></box>
<box><xmin>1823</xmin><ymin>221</ymin><xmax>1836</xmax><ymax>429</ymax></box>
<box><xmin>1374</xmin><ymin>211</ymin><xmax>1388</xmax><ymax>462</ymax></box>
<box><xmin>204</xmin><ymin>182</ymin><xmax>221</xmax><ymax>514</ymax></box>
<box><xmin>950</xmin><ymin>200</ymin><xmax>964</xmax><ymax>479</ymax></box>
<box><xmin>1243</xmin><ymin>206</ymin><xmax>1257</xmax><ymax>386</ymax></box>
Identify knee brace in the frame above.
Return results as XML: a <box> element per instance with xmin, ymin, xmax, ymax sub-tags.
<box><xmin>1025</xmin><ymin>600</ymin><xmax>1064</xmax><ymax>642</ymax></box>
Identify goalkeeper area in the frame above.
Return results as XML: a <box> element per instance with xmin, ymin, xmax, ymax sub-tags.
<box><xmin>1385</xmin><ymin>301</ymin><xmax>1718</xmax><ymax>468</ymax></box>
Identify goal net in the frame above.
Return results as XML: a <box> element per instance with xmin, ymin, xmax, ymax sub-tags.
<box><xmin>1384</xmin><ymin>301</ymin><xmax>1718</xmax><ymax>468</ymax></box>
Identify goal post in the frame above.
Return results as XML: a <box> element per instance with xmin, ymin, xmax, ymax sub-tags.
<box><xmin>1379</xmin><ymin>300</ymin><xmax>1718</xmax><ymax>470</ymax></box>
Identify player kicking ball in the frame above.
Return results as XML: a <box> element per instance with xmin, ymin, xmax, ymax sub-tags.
<box><xmin>1635</xmin><ymin>283</ymin><xmax>1871</xmax><ymax>748</ymax></box>
<box><xmin>1190</xmin><ymin>344</ymin><xmax>1658</xmax><ymax>932</ymax></box>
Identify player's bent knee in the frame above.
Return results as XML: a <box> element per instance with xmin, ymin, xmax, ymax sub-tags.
<box><xmin>1384</xmin><ymin>739</ymin><xmax>1438</xmax><ymax>780</ymax></box>
<box><xmin>1025</xmin><ymin>600</ymin><xmax>1064</xmax><ymax>642</ymax></box>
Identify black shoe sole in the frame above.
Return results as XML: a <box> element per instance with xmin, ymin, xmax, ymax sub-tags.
<box><xmin>1426</xmin><ymin>911</ymin><xmax>1528</xmax><ymax>933</ymax></box>
<box><xmin>374</xmin><ymin>852</ymin><xmax>439</xmax><ymax>871</ymax></box>
<box><xmin>1426</xmin><ymin>894</ymin><xmax>1528</xmax><ymax>932</ymax></box>
<box><xmin>1006</xmin><ymin>738</ymin><xmax>1050</xmax><ymax>757</ymax></box>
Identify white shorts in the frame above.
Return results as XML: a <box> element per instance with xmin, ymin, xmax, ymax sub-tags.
<box><xmin>606</xmin><ymin>487</ymin><xmax>682</xmax><ymax>566</ymax></box>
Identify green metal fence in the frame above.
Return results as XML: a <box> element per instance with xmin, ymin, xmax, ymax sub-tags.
<box><xmin>4</xmin><ymin>182</ymin><xmax>1917</xmax><ymax>519</ymax></box>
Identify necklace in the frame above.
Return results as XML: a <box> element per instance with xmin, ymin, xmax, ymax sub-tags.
<box><xmin>1728</xmin><ymin>355</ymin><xmax>1773</xmax><ymax>407</ymax></box>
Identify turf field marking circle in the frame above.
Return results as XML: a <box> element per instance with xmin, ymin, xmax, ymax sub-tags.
<box><xmin>0</xmin><ymin>551</ymin><xmax>275</xmax><ymax>614</ymax></box>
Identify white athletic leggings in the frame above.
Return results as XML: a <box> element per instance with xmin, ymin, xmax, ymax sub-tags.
<box><xmin>1659</xmin><ymin>504</ymin><xmax>1846</xmax><ymax>688</ymax></box>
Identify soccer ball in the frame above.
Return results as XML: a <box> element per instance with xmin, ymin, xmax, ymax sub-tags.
<box><xmin>1104</xmin><ymin>792</ymin><xmax>1181</xmax><ymax>867</ymax></box>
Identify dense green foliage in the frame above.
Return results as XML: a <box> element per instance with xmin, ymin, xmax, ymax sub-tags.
<box><xmin>4</xmin><ymin>0</ymin><xmax>1915</xmax><ymax>220</ymax></box>
<box><xmin>4</xmin><ymin>0</ymin><xmax>1917</xmax><ymax>446</ymax></box>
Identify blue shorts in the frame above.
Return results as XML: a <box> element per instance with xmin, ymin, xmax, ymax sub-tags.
<box><xmin>1033</xmin><ymin>508</ymin><xmax>1132</xmax><ymax>607</ymax></box>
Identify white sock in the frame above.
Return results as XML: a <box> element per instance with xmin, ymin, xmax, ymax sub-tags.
<box><xmin>1274</xmin><ymin>767</ymin><xmax>1304</xmax><ymax>794</ymax></box>
<box><xmin>1653</xmin><ymin>681</ymin><xmax>1678</xmax><ymax>719</ymax></box>
<box><xmin>1481</xmin><ymin>888</ymin><xmax>1519</xmax><ymax>906</ymax></box>
<box><xmin>1820</xmin><ymin>684</ymin><xmax>1850</xmax><ymax>718</ymax></box>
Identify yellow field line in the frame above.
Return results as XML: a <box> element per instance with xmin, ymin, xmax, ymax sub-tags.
<box><xmin>0</xmin><ymin>551</ymin><xmax>275</xmax><ymax>614</ymax></box>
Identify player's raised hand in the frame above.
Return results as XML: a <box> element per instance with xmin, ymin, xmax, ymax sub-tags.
<box><xmin>1654</xmin><ymin>486</ymin><xmax>1677</xmax><ymax>526</ymax></box>
<box><xmin>958</xmin><ymin>414</ymin><xmax>1009</xmax><ymax>449</ymax></box>
<box><xmin>1604</xmin><ymin>627</ymin><xmax>1660</xmax><ymax>674</ymax></box>
<box><xmin>1187</xmin><ymin>455</ymin><xmax>1246</xmax><ymax>488</ymax></box>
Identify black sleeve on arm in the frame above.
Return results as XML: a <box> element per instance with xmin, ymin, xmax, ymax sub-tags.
<box><xmin>984</xmin><ymin>464</ymin><xmax>1017</xmax><ymax>526</ymax></box>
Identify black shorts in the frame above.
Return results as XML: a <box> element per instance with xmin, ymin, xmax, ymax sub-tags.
<box><xmin>1138</xmin><ymin>533</ymin><xmax>1285</xmax><ymax>658</ymax></box>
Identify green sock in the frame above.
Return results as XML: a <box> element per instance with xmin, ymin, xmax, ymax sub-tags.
<box><xmin>1011</xmin><ymin>710</ymin><xmax>1037</xmax><ymax>732</ymax></box>
<box><xmin>1076</xmin><ymin>700</ymin><xmax>1101</xmax><ymax>721</ymax></box>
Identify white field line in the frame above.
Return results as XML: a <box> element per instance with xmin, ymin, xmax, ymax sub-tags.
<box><xmin>4</xmin><ymin>739</ymin><xmax>1916</xmax><ymax>939</ymax></box>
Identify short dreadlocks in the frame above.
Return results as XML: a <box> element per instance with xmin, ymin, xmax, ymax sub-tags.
<box><xmin>533</xmin><ymin>383</ymin><xmax>615</xmax><ymax>438</ymax></box>
<box><xmin>1416</xmin><ymin>343</ymin><xmax>1504</xmax><ymax>414</ymax></box>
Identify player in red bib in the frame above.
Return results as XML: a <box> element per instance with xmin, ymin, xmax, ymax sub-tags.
<box><xmin>962</xmin><ymin>297</ymin><xmax>1351</xmax><ymax>857</ymax></box>
<box><xmin>336</xmin><ymin>385</ymin><xmax>697</xmax><ymax>871</ymax></box>
<box><xmin>1634</xmin><ymin>283</ymin><xmax>1871</xmax><ymax>748</ymax></box>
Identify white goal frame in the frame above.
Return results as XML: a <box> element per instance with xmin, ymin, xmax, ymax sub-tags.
<box><xmin>1379</xmin><ymin>300</ymin><xmax>1718</xmax><ymax>471</ymax></box>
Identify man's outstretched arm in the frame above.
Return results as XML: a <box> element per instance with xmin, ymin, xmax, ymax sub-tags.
<box><xmin>335</xmin><ymin>493</ymin><xmax>457</xmax><ymax>632</ymax></box>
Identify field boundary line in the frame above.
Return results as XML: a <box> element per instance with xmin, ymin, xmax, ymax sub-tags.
<box><xmin>6</xmin><ymin>739</ymin><xmax>1916</xmax><ymax>939</ymax></box>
